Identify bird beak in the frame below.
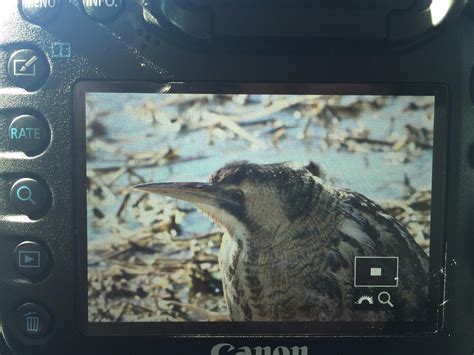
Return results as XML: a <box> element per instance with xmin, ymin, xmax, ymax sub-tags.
<box><xmin>133</xmin><ymin>182</ymin><xmax>238</xmax><ymax>207</ymax></box>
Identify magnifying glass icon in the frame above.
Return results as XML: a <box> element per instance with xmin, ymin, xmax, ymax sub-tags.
<box><xmin>378</xmin><ymin>291</ymin><xmax>394</xmax><ymax>308</ymax></box>
<box><xmin>16</xmin><ymin>186</ymin><xmax>37</xmax><ymax>206</ymax></box>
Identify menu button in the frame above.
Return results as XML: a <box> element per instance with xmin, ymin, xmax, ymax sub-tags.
<box><xmin>21</xmin><ymin>0</ymin><xmax>62</xmax><ymax>24</ymax></box>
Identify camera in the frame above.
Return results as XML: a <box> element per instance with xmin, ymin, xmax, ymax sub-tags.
<box><xmin>0</xmin><ymin>0</ymin><xmax>473</xmax><ymax>354</ymax></box>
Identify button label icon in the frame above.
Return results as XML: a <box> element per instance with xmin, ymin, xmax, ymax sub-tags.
<box><xmin>370</xmin><ymin>267</ymin><xmax>382</xmax><ymax>276</ymax></box>
<box><xmin>82</xmin><ymin>0</ymin><xmax>123</xmax><ymax>21</ymax></box>
<box><xmin>378</xmin><ymin>291</ymin><xmax>394</xmax><ymax>308</ymax></box>
<box><xmin>354</xmin><ymin>256</ymin><xmax>399</xmax><ymax>288</ymax></box>
<box><xmin>21</xmin><ymin>0</ymin><xmax>61</xmax><ymax>24</ymax></box>
<box><xmin>51</xmin><ymin>42</ymin><xmax>71</xmax><ymax>58</ymax></box>
<box><xmin>353</xmin><ymin>289</ymin><xmax>398</xmax><ymax>310</ymax></box>
<box><xmin>24</xmin><ymin>312</ymin><xmax>41</xmax><ymax>333</ymax></box>
<box><xmin>355</xmin><ymin>295</ymin><xmax>374</xmax><ymax>305</ymax></box>
<box><xmin>16</xmin><ymin>185</ymin><xmax>37</xmax><ymax>205</ymax></box>
<box><xmin>23</xmin><ymin>0</ymin><xmax>58</xmax><ymax>9</ymax></box>
<box><xmin>16</xmin><ymin>303</ymin><xmax>50</xmax><ymax>338</ymax></box>
<box><xmin>8</xmin><ymin>49</ymin><xmax>49</xmax><ymax>90</ymax></box>
<box><xmin>13</xmin><ymin>56</ymin><xmax>38</xmax><ymax>77</ymax></box>
<box><xmin>84</xmin><ymin>0</ymin><xmax>120</xmax><ymax>7</ymax></box>
<box><xmin>10</xmin><ymin>178</ymin><xmax>50</xmax><ymax>217</ymax></box>
<box><xmin>8</xmin><ymin>115</ymin><xmax>50</xmax><ymax>155</ymax></box>
<box><xmin>10</xmin><ymin>127</ymin><xmax>42</xmax><ymax>140</ymax></box>
<box><xmin>14</xmin><ymin>241</ymin><xmax>50</xmax><ymax>279</ymax></box>
<box><xmin>18</xmin><ymin>251</ymin><xmax>41</xmax><ymax>268</ymax></box>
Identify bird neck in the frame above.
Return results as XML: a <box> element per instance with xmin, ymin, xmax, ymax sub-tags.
<box><xmin>243</xmin><ymin>179</ymin><xmax>343</xmax><ymax>253</ymax></box>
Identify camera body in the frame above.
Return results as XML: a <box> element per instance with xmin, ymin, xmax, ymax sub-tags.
<box><xmin>0</xmin><ymin>1</ymin><xmax>474</xmax><ymax>354</ymax></box>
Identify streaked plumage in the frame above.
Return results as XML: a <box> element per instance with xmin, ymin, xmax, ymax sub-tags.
<box><xmin>134</xmin><ymin>161</ymin><xmax>429</xmax><ymax>322</ymax></box>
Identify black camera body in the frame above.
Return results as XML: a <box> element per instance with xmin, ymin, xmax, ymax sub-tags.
<box><xmin>1</xmin><ymin>1</ymin><xmax>474</xmax><ymax>354</ymax></box>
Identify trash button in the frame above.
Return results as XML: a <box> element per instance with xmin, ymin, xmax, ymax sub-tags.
<box><xmin>15</xmin><ymin>303</ymin><xmax>51</xmax><ymax>338</ymax></box>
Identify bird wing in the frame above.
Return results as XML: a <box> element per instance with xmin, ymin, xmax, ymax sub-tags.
<box><xmin>338</xmin><ymin>189</ymin><xmax>429</xmax><ymax>271</ymax></box>
<box><xmin>334</xmin><ymin>189</ymin><xmax>430</xmax><ymax>320</ymax></box>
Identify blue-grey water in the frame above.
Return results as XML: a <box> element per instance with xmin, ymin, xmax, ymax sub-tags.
<box><xmin>86</xmin><ymin>93</ymin><xmax>434</xmax><ymax>242</ymax></box>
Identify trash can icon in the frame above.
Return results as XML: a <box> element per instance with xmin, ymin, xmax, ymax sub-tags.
<box><xmin>24</xmin><ymin>312</ymin><xmax>40</xmax><ymax>333</ymax></box>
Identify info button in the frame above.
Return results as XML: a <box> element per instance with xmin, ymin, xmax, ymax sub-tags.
<box><xmin>82</xmin><ymin>0</ymin><xmax>123</xmax><ymax>22</ymax></box>
<box><xmin>9</xmin><ymin>115</ymin><xmax>50</xmax><ymax>155</ymax></box>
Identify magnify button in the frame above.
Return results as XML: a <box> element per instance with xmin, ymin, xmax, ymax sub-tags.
<box><xmin>17</xmin><ymin>185</ymin><xmax>37</xmax><ymax>205</ymax></box>
<box><xmin>10</xmin><ymin>178</ymin><xmax>49</xmax><ymax>218</ymax></box>
<box><xmin>378</xmin><ymin>291</ymin><xmax>394</xmax><ymax>308</ymax></box>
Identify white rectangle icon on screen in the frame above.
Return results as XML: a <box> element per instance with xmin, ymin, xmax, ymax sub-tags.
<box><xmin>354</xmin><ymin>256</ymin><xmax>399</xmax><ymax>288</ymax></box>
<box><xmin>370</xmin><ymin>267</ymin><xmax>382</xmax><ymax>276</ymax></box>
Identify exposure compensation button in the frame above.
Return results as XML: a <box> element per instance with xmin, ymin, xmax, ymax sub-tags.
<box><xmin>82</xmin><ymin>0</ymin><xmax>123</xmax><ymax>22</ymax></box>
<box><xmin>10</xmin><ymin>178</ymin><xmax>50</xmax><ymax>218</ymax></box>
<box><xmin>9</xmin><ymin>115</ymin><xmax>50</xmax><ymax>155</ymax></box>
<box><xmin>13</xmin><ymin>241</ymin><xmax>51</xmax><ymax>280</ymax></box>
<box><xmin>15</xmin><ymin>303</ymin><xmax>51</xmax><ymax>338</ymax></box>
<box><xmin>21</xmin><ymin>0</ymin><xmax>62</xmax><ymax>24</ymax></box>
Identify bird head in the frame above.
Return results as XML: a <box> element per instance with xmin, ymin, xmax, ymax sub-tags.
<box><xmin>133</xmin><ymin>161</ymin><xmax>319</xmax><ymax>241</ymax></box>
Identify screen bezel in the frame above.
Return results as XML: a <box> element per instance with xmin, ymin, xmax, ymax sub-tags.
<box><xmin>74</xmin><ymin>81</ymin><xmax>448</xmax><ymax>336</ymax></box>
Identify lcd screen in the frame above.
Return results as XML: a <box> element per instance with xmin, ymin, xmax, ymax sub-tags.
<box><xmin>75</xmin><ymin>83</ymin><xmax>447</xmax><ymax>335</ymax></box>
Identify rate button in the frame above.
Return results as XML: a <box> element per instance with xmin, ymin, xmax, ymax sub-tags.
<box><xmin>8</xmin><ymin>115</ymin><xmax>50</xmax><ymax>155</ymax></box>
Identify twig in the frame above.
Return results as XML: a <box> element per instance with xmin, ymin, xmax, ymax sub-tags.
<box><xmin>127</xmin><ymin>168</ymin><xmax>146</xmax><ymax>184</ymax></box>
<box><xmin>131</xmin><ymin>193</ymin><xmax>147</xmax><ymax>208</ymax></box>
<box><xmin>271</xmin><ymin>127</ymin><xmax>286</xmax><ymax>147</ymax></box>
<box><xmin>125</xmin><ymin>302</ymin><xmax>154</xmax><ymax>314</ymax></box>
<box><xmin>116</xmin><ymin>193</ymin><xmax>131</xmax><ymax>218</ymax></box>
<box><xmin>86</xmin><ymin>110</ymin><xmax>112</xmax><ymax>131</ymax></box>
<box><xmin>346</xmin><ymin>136</ymin><xmax>432</xmax><ymax>149</ymax></box>
<box><xmin>115</xmin><ymin>304</ymin><xmax>128</xmax><ymax>322</ymax></box>
<box><xmin>239</xmin><ymin>117</ymin><xmax>276</xmax><ymax>126</ymax></box>
<box><xmin>171</xmin><ymin>230</ymin><xmax>223</xmax><ymax>242</ymax></box>
<box><xmin>210</xmin><ymin>96</ymin><xmax>313</xmax><ymax>124</ymax></box>
<box><xmin>92</xmin><ymin>154</ymin><xmax>208</xmax><ymax>173</ymax></box>
<box><xmin>106</xmin><ymin>167</ymin><xmax>128</xmax><ymax>186</ymax></box>
<box><xmin>345</xmin><ymin>137</ymin><xmax>394</xmax><ymax>146</ymax></box>
<box><xmin>213</xmin><ymin>114</ymin><xmax>262</xmax><ymax>146</ymax></box>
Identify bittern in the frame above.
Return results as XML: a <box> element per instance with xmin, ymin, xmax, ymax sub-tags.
<box><xmin>134</xmin><ymin>161</ymin><xmax>429</xmax><ymax>322</ymax></box>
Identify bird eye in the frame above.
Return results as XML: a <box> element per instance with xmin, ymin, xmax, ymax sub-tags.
<box><xmin>231</xmin><ymin>190</ymin><xmax>244</xmax><ymax>200</ymax></box>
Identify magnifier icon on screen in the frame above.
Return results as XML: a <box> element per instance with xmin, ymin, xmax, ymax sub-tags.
<box><xmin>378</xmin><ymin>291</ymin><xmax>394</xmax><ymax>308</ymax></box>
<box><xmin>16</xmin><ymin>186</ymin><xmax>37</xmax><ymax>206</ymax></box>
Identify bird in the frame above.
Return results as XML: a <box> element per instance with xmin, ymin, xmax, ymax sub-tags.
<box><xmin>134</xmin><ymin>161</ymin><xmax>429</xmax><ymax>322</ymax></box>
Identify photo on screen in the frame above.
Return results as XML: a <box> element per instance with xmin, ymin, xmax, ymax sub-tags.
<box><xmin>84</xmin><ymin>91</ymin><xmax>435</xmax><ymax>324</ymax></box>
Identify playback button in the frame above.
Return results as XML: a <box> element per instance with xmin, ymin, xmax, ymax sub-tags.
<box><xmin>8</xmin><ymin>115</ymin><xmax>50</xmax><ymax>155</ymax></box>
<box><xmin>10</xmin><ymin>178</ymin><xmax>50</xmax><ymax>218</ymax></box>
<box><xmin>13</xmin><ymin>241</ymin><xmax>51</xmax><ymax>280</ymax></box>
